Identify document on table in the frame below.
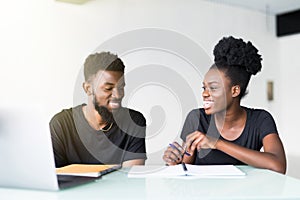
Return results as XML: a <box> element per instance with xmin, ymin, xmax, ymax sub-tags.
<box><xmin>128</xmin><ymin>164</ymin><xmax>246</xmax><ymax>178</ymax></box>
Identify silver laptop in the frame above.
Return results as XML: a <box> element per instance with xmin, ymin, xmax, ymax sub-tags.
<box><xmin>0</xmin><ymin>105</ymin><xmax>99</xmax><ymax>191</ymax></box>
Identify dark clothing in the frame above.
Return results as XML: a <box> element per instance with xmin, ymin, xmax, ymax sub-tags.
<box><xmin>50</xmin><ymin>104</ymin><xmax>147</xmax><ymax>167</ymax></box>
<box><xmin>180</xmin><ymin>107</ymin><xmax>278</xmax><ymax>165</ymax></box>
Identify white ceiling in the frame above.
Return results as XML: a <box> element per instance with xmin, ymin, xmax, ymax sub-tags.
<box><xmin>204</xmin><ymin>0</ymin><xmax>300</xmax><ymax>15</ymax></box>
<box><xmin>56</xmin><ymin>0</ymin><xmax>300</xmax><ymax>15</ymax></box>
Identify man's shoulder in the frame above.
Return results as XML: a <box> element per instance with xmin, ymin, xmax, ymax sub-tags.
<box><xmin>51</xmin><ymin>108</ymin><xmax>72</xmax><ymax>121</ymax></box>
<box><xmin>128</xmin><ymin>107</ymin><xmax>145</xmax><ymax>117</ymax></box>
<box><xmin>50</xmin><ymin>105</ymin><xmax>82</xmax><ymax>124</ymax></box>
<box><xmin>116</xmin><ymin>107</ymin><xmax>146</xmax><ymax>126</ymax></box>
<box><xmin>119</xmin><ymin>107</ymin><xmax>145</xmax><ymax>117</ymax></box>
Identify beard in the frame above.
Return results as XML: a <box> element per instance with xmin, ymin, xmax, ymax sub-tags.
<box><xmin>93</xmin><ymin>96</ymin><xmax>115</xmax><ymax>124</ymax></box>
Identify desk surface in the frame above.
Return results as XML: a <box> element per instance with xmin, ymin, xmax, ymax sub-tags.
<box><xmin>1</xmin><ymin>166</ymin><xmax>300</xmax><ymax>200</ymax></box>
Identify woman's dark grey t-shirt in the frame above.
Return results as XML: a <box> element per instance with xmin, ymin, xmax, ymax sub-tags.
<box><xmin>180</xmin><ymin>107</ymin><xmax>278</xmax><ymax>165</ymax></box>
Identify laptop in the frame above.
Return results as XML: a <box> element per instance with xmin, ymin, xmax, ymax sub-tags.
<box><xmin>0</xmin><ymin>105</ymin><xmax>119</xmax><ymax>191</ymax></box>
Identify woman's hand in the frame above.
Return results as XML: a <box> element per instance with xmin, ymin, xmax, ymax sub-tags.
<box><xmin>162</xmin><ymin>142</ymin><xmax>185</xmax><ymax>165</ymax></box>
<box><xmin>185</xmin><ymin>131</ymin><xmax>218</xmax><ymax>155</ymax></box>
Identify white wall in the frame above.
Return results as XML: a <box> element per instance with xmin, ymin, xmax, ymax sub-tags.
<box><xmin>2</xmin><ymin>0</ymin><xmax>297</xmax><ymax>177</ymax></box>
<box><xmin>278</xmin><ymin>34</ymin><xmax>300</xmax><ymax>179</ymax></box>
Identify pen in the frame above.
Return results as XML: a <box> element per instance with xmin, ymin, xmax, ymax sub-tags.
<box><xmin>181</xmin><ymin>162</ymin><xmax>188</xmax><ymax>176</ymax></box>
<box><xmin>169</xmin><ymin>143</ymin><xmax>191</xmax><ymax>156</ymax></box>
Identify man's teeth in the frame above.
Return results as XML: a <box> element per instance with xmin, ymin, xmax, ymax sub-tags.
<box><xmin>109</xmin><ymin>102</ymin><xmax>120</xmax><ymax>108</ymax></box>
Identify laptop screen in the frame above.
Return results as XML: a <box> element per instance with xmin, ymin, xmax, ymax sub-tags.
<box><xmin>0</xmin><ymin>105</ymin><xmax>59</xmax><ymax>191</ymax></box>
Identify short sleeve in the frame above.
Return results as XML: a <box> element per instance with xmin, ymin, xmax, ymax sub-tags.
<box><xmin>49</xmin><ymin>114</ymin><xmax>68</xmax><ymax>167</ymax></box>
<box><xmin>180</xmin><ymin>109</ymin><xmax>201</xmax><ymax>142</ymax></box>
<box><xmin>122</xmin><ymin>110</ymin><xmax>147</xmax><ymax>162</ymax></box>
<box><xmin>257</xmin><ymin>110</ymin><xmax>278</xmax><ymax>141</ymax></box>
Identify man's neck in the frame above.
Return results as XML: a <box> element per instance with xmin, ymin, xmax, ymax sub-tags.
<box><xmin>82</xmin><ymin>105</ymin><xmax>109</xmax><ymax>130</ymax></box>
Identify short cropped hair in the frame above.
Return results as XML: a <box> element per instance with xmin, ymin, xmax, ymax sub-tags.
<box><xmin>83</xmin><ymin>52</ymin><xmax>125</xmax><ymax>81</ymax></box>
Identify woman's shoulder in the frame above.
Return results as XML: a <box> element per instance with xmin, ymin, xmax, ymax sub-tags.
<box><xmin>243</xmin><ymin>106</ymin><xmax>274</xmax><ymax>120</ymax></box>
<box><xmin>187</xmin><ymin>108</ymin><xmax>204</xmax><ymax>116</ymax></box>
<box><xmin>186</xmin><ymin>108</ymin><xmax>210</xmax><ymax>120</ymax></box>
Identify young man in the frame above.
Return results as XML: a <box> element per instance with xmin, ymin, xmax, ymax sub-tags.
<box><xmin>50</xmin><ymin>52</ymin><xmax>147</xmax><ymax>167</ymax></box>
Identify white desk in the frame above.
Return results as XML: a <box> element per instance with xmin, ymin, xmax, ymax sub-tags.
<box><xmin>1</xmin><ymin>166</ymin><xmax>300</xmax><ymax>199</ymax></box>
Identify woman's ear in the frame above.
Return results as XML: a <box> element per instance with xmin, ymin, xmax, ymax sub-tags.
<box><xmin>83</xmin><ymin>82</ymin><xmax>93</xmax><ymax>96</ymax></box>
<box><xmin>232</xmin><ymin>85</ymin><xmax>241</xmax><ymax>98</ymax></box>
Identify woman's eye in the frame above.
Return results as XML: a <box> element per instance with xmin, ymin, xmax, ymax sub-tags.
<box><xmin>202</xmin><ymin>85</ymin><xmax>219</xmax><ymax>92</ymax></box>
<box><xmin>202</xmin><ymin>86</ymin><xmax>218</xmax><ymax>91</ymax></box>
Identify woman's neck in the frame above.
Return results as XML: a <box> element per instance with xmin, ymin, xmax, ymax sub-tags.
<box><xmin>215</xmin><ymin>106</ymin><xmax>244</xmax><ymax>125</ymax></box>
<box><xmin>214</xmin><ymin>106</ymin><xmax>247</xmax><ymax>141</ymax></box>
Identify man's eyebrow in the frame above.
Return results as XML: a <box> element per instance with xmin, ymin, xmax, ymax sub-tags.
<box><xmin>103</xmin><ymin>82</ymin><xmax>126</xmax><ymax>86</ymax></box>
<box><xmin>103</xmin><ymin>82</ymin><xmax>114</xmax><ymax>86</ymax></box>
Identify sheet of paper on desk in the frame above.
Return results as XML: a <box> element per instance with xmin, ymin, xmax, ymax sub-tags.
<box><xmin>128</xmin><ymin>164</ymin><xmax>246</xmax><ymax>178</ymax></box>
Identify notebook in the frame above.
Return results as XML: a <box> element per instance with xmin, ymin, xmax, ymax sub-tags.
<box><xmin>128</xmin><ymin>164</ymin><xmax>246</xmax><ymax>178</ymax></box>
<box><xmin>56</xmin><ymin>164</ymin><xmax>121</xmax><ymax>177</ymax></box>
<box><xmin>0</xmin><ymin>105</ymin><xmax>120</xmax><ymax>191</ymax></box>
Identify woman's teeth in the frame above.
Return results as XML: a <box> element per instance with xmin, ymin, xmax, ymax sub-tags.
<box><xmin>203</xmin><ymin>101</ymin><xmax>213</xmax><ymax>109</ymax></box>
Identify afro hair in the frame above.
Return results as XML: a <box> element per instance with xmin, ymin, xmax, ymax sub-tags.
<box><xmin>213</xmin><ymin>36</ymin><xmax>262</xmax><ymax>75</ymax></box>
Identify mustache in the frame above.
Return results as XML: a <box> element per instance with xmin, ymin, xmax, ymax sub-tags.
<box><xmin>110</xmin><ymin>99</ymin><xmax>122</xmax><ymax>103</ymax></box>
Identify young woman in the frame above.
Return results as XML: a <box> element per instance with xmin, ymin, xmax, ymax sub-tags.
<box><xmin>163</xmin><ymin>36</ymin><xmax>286</xmax><ymax>174</ymax></box>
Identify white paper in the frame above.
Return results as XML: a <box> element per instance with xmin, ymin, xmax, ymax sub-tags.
<box><xmin>128</xmin><ymin>164</ymin><xmax>246</xmax><ymax>178</ymax></box>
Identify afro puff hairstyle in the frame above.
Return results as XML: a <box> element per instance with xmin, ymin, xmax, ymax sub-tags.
<box><xmin>213</xmin><ymin>36</ymin><xmax>262</xmax><ymax>75</ymax></box>
<box><xmin>211</xmin><ymin>36</ymin><xmax>263</xmax><ymax>98</ymax></box>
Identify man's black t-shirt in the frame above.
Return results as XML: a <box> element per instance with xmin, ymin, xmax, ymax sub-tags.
<box><xmin>50</xmin><ymin>104</ymin><xmax>147</xmax><ymax>167</ymax></box>
<box><xmin>180</xmin><ymin>107</ymin><xmax>278</xmax><ymax>165</ymax></box>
